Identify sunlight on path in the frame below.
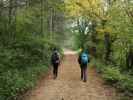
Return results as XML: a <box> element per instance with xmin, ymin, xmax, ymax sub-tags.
<box><xmin>24</xmin><ymin>51</ymin><xmax>119</xmax><ymax>100</ymax></box>
<box><xmin>63</xmin><ymin>49</ymin><xmax>77</xmax><ymax>55</ymax></box>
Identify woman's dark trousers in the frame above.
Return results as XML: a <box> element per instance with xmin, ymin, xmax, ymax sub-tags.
<box><xmin>53</xmin><ymin>63</ymin><xmax>59</xmax><ymax>79</ymax></box>
<box><xmin>81</xmin><ymin>64</ymin><xmax>87</xmax><ymax>82</ymax></box>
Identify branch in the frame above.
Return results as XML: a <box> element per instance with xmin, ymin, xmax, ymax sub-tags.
<box><xmin>75</xmin><ymin>2</ymin><xmax>103</xmax><ymax>20</ymax></box>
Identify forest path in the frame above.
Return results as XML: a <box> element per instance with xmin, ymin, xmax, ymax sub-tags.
<box><xmin>24</xmin><ymin>50</ymin><xmax>119</xmax><ymax>100</ymax></box>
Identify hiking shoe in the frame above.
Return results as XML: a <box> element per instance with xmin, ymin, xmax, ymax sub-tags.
<box><xmin>83</xmin><ymin>80</ymin><xmax>87</xmax><ymax>82</ymax></box>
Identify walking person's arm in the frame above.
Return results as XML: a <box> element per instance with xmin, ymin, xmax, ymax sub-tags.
<box><xmin>58</xmin><ymin>52</ymin><xmax>61</xmax><ymax>66</ymax></box>
<box><xmin>78</xmin><ymin>54</ymin><xmax>81</xmax><ymax>64</ymax></box>
<box><xmin>88</xmin><ymin>54</ymin><xmax>90</xmax><ymax>63</ymax></box>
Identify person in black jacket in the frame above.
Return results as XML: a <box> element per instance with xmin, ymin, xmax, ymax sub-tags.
<box><xmin>51</xmin><ymin>48</ymin><xmax>60</xmax><ymax>79</ymax></box>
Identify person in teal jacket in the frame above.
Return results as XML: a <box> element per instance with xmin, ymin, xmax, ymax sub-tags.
<box><xmin>78</xmin><ymin>49</ymin><xmax>90</xmax><ymax>82</ymax></box>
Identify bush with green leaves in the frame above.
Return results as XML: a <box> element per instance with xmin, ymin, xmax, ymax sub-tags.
<box><xmin>94</xmin><ymin>59</ymin><xmax>133</xmax><ymax>94</ymax></box>
<box><xmin>0</xmin><ymin>35</ymin><xmax>61</xmax><ymax>100</ymax></box>
<box><xmin>0</xmin><ymin>3</ymin><xmax>63</xmax><ymax>100</ymax></box>
<box><xmin>102</xmin><ymin>67</ymin><xmax>121</xmax><ymax>84</ymax></box>
<box><xmin>117</xmin><ymin>75</ymin><xmax>133</xmax><ymax>93</ymax></box>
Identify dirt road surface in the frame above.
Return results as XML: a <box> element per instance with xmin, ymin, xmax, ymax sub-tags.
<box><xmin>24</xmin><ymin>51</ymin><xmax>119</xmax><ymax>100</ymax></box>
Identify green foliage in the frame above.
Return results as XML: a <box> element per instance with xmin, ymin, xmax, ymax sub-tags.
<box><xmin>73</xmin><ymin>32</ymin><xmax>85</xmax><ymax>49</ymax></box>
<box><xmin>92</xmin><ymin>59</ymin><xmax>106</xmax><ymax>73</ymax></box>
<box><xmin>103</xmin><ymin>67</ymin><xmax>121</xmax><ymax>83</ymax></box>
<box><xmin>106</xmin><ymin>1</ymin><xmax>133</xmax><ymax>70</ymax></box>
<box><xmin>0</xmin><ymin>35</ymin><xmax>59</xmax><ymax>100</ymax></box>
<box><xmin>0</xmin><ymin>0</ymin><xmax>65</xmax><ymax>99</ymax></box>
<box><xmin>117</xmin><ymin>75</ymin><xmax>133</xmax><ymax>93</ymax></box>
<box><xmin>94</xmin><ymin>59</ymin><xmax>133</xmax><ymax>94</ymax></box>
<box><xmin>0</xmin><ymin>66</ymin><xmax>49</xmax><ymax>100</ymax></box>
<box><xmin>70</xmin><ymin>0</ymin><xmax>133</xmax><ymax>98</ymax></box>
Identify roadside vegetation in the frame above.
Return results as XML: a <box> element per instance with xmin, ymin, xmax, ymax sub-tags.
<box><xmin>0</xmin><ymin>0</ymin><xmax>65</xmax><ymax>99</ymax></box>
<box><xmin>65</xmin><ymin>0</ymin><xmax>133</xmax><ymax>99</ymax></box>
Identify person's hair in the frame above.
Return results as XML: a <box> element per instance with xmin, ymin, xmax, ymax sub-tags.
<box><xmin>53</xmin><ymin>48</ymin><xmax>57</xmax><ymax>51</ymax></box>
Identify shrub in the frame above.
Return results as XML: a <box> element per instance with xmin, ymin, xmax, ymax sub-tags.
<box><xmin>102</xmin><ymin>67</ymin><xmax>121</xmax><ymax>84</ymax></box>
<box><xmin>93</xmin><ymin>59</ymin><xmax>106</xmax><ymax>73</ymax></box>
<box><xmin>0</xmin><ymin>35</ymin><xmax>61</xmax><ymax>100</ymax></box>
<box><xmin>118</xmin><ymin>75</ymin><xmax>133</xmax><ymax>93</ymax></box>
<box><xmin>94</xmin><ymin>59</ymin><xmax>133</xmax><ymax>95</ymax></box>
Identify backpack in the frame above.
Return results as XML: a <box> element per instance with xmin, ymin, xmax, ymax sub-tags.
<box><xmin>52</xmin><ymin>51</ymin><xmax>60</xmax><ymax>64</ymax></box>
<box><xmin>81</xmin><ymin>52</ymin><xmax>89</xmax><ymax>65</ymax></box>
